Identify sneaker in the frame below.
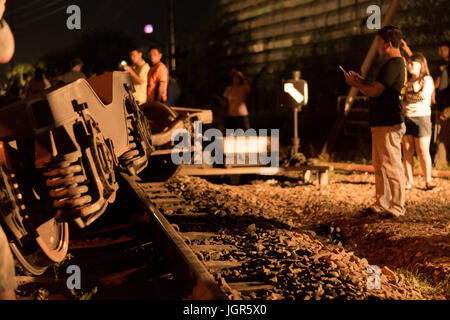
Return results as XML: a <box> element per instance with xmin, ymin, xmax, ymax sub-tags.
<box><xmin>405</xmin><ymin>182</ymin><xmax>414</xmax><ymax>190</ymax></box>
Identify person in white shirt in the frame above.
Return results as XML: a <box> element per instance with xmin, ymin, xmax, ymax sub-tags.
<box><xmin>402</xmin><ymin>52</ymin><xmax>436</xmax><ymax>190</ymax></box>
<box><xmin>122</xmin><ymin>47</ymin><xmax>150</xmax><ymax>105</ymax></box>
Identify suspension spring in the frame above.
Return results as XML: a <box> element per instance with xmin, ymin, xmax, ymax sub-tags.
<box><xmin>43</xmin><ymin>156</ymin><xmax>92</xmax><ymax>219</ymax></box>
<box><xmin>120</xmin><ymin>123</ymin><xmax>141</xmax><ymax>166</ymax></box>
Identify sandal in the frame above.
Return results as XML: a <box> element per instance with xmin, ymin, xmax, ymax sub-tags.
<box><xmin>425</xmin><ymin>181</ymin><xmax>436</xmax><ymax>190</ymax></box>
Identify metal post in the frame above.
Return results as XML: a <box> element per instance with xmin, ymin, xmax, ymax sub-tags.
<box><xmin>292</xmin><ymin>106</ymin><xmax>299</xmax><ymax>156</ymax></box>
<box><xmin>169</xmin><ymin>0</ymin><xmax>176</xmax><ymax>71</ymax></box>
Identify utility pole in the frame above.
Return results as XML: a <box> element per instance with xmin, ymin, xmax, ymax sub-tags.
<box><xmin>168</xmin><ymin>0</ymin><xmax>176</xmax><ymax>72</ymax></box>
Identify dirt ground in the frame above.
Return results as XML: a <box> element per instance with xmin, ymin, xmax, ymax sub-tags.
<box><xmin>174</xmin><ymin>171</ymin><xmax>449</xmax><ymax>299</ymax></box>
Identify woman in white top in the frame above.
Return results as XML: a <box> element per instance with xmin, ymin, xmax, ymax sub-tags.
<box><xmin>402</xmin><ymin>52</ymin><xmax>436</xmax><ymax>190</ymax></box>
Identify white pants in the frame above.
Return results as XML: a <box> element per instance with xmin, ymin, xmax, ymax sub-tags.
<box><xmin>371</xmin><ymin>123</ymin><xmax>406</xmax><ymax>215</ymax></box>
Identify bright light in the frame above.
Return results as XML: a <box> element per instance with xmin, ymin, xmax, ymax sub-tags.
<box><xmin>144</xmin><ymin>24</ymin><xmax>154</xmax><ymax>34</ymax></box>
<box><xmin>304</xmin><ymin>82</ymin><xmax>308</xmax><ymax>105</ymax></box>
<box><xmin>284</xmin><ymin>83</ymin><xmax>304</xmax><ymax>104</ymax></box>
<box><xmin>224</xmin><ymin>136</ymin><xmax>268</xmax><ymax>154</ymax></box>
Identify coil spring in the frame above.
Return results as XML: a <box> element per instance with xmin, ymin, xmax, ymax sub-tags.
<box><xmin>121</xmin><ymin>125</ymin><xmax>140</xmax><ymax>165</ymax></box>
<box><xmin>43</xmin><ymin>157</ymin><xmax>92</xmax><ymax>215</ymax></box>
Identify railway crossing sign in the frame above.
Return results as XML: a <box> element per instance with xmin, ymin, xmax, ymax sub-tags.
<box><xmin>282</xmin><ymin>75</ymin><xmax>308</xmax><ymax>108</ymax></box>
<box><xmin>281</xmin><ymin>71</ymin><xmax>308</xmax><ymax>163</ymax></box>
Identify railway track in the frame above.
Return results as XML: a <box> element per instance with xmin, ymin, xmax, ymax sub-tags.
<box><xmin>119</xmin><ymin>173</ymin><xmax>280</xmax><ymax>300</ymax></box>
<box><xmin>17</xmin><ymin>172</ymin><xmax>278</xmax><ymax>300</ymax></box>
<box><xmin>15</xmin><ymin>172</ymin><xmax>427</xmax><ymax>301</ymax></box>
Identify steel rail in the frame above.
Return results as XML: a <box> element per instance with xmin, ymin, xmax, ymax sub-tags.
<box><xmin>119</xmin><ymin>172</ymin><xmax>228</xmax><ymax>300</ymax></box>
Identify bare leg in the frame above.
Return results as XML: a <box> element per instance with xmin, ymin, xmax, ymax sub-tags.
<box><xmin>402</xmin><ymin>134</ymin><xmax>415</xmax><ymax>185</ymax></box>
<box><xmin>0</xmin><ymin>290</ymin><xmax>16</xmax><ymax>300</ymax></box>
<box><xmin>414</xmin><ymin>136</ymin><xmax>433</xmax><ymax>184</ymax></box>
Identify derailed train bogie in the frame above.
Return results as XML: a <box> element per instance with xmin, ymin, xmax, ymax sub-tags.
<box><xmin>0</xmin><ymin>71</ymin><xmax>152</xmax><ymax>274</ymax></box>
<box><xmin>138</xmin><ymin>101</ymin><xmax>213</xmax><ymax>182</ymax></box>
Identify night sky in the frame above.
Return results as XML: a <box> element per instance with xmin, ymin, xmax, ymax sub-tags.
<box><xmin>4</xmin><ymin>0</ymin><xmax>217</xmax><ymax>64</ymax></box>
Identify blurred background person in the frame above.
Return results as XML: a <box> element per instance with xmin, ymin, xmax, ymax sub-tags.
<box><xmin>223</xmin><ymin>70</ymin><xmax>251</xmax><ymax>131</ymax></box>
<box><xmin>59</xmin><ymin>58</ymin><xmax>86</xmax><ymax>83</ymax></box>
<box><xmin>26</xmin><ymin>68</ymin><xmax>50</xmax><ymax>96</ymax></box>
<box><xmin>122</xmin><ymin>47</ymin><xmax>149</xmax><ymax>105</ymax></box>
<box><xmin>147</xmin><ymin>47</ymin><xmax>168</xmax><ymax>104</ymax></box>
<box><xmin>167</xmin><ymin>71</ymin><xmax>181</xmax><ymax>107</ymax></box>
<box><xmin>401</xmin><ymin>52</ymin><xmax>436</xmax><ymax>190</ymax></box>
<box><xmin>434</xmin><ymin>41</ymin><xmax>450</xmax><ymax>169</ymax></box>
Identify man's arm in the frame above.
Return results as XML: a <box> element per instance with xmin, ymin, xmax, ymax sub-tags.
<box><xmin>435</xmin><ymin>77</ymin><xmax>441</xmax><ymax>90</ymax></box>
<box><xmin>344</xmin><ymin>71</ymin><xmax>386</xmax><ymax>98</ymax></box>
<box><xmin>124</xmin><ymin>66</ymin><xmax>145</xmax><ymax>85</ymax></box>
<box><xmin>146</xmin><ymin>74</ymin><xmax>154</xmax><ymax>102</ymax></box>
<box><xmin>400</xmin><ymin>39</ymin><xmax>413</xmax><ymax>58</ymax></box>
<box><xmin>156</xmin><ymin>66</ymin><xmax>168</xmax><ymax>103</ymax></box>
<box><xmin>157</xmin><ymin>80</ymin><xmax>168</xmax><ymax>103</ymax></box>
<box><xmin>236</xmin><ymin>71</ymin><xmax>250</xmax><ymax>93</ymax></box>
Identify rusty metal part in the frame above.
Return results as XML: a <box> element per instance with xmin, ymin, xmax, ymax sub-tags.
<box><xmin>119</xmin><ymin>173</ymin><xmax>228</xmax><ymax>300</ymax></box>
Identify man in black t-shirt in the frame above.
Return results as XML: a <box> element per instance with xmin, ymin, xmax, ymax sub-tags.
<box><xmin>344</xmin><ymin>25</ymin><xmax>407</xmax><ymax>218</ymax></box>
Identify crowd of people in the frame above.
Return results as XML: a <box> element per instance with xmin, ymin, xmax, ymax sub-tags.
<box><xmin>0</xmin><ymin>45</ymin><xmax>175</xmax><ymax>107</ymax></box>
<box><xmin>121</xmin><ymin>46</ymin><xmax>172</xmax><ymax>106</ymax></box>
<box><xmin>344</xmin><ymin>25</ymin><xmax>449</xmax><ymax>218</ymax></box>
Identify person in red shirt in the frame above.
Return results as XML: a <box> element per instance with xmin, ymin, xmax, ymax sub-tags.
<box><xmin>147</xmin><ymin>47</ymin><xmax>169</xmax><ymax>104</ymax></box>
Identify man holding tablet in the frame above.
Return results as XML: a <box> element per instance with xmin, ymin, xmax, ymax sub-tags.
<box><xmin>343</xmin><ymin>25</ymin><xmax>407</xmax><ymax>218</ymax></box>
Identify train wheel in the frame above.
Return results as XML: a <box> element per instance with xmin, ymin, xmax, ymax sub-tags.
<box><xmin>0</xmin><ymin>166</ymin><xmax>68</xmax><ymax>275</ymax></box>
